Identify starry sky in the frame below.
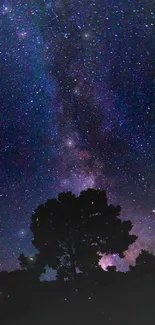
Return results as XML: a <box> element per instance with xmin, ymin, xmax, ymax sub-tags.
<box><xmin>0</xmin><ymin>0</ymin><xmax>155</xmax><ymax>277</ymax></box>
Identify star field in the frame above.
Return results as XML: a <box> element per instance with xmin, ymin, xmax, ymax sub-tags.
<box><xmin>0</xmin><ymin>0</ymin><xmax>155</xmax><ymax>275</ymax></box>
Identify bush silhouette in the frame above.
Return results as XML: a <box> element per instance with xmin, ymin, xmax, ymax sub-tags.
<box><xmin>129</xmin><ymin>250</ymin><xmax>155</xmax><ymax>276</ymax></box>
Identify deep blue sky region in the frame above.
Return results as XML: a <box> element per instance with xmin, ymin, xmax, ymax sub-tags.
<box><xmin>0</xmin><ymin>0</ymin><xmax>155</xmax><ymax>277</ymax></box>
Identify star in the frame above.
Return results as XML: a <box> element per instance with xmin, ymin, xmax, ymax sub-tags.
<box><xmin>65</xmin><ymin>138</ymin><xmax>75</xmax><ymax>148</ymax></box>
<box><xmin>18</xmin><ymin>31</ymin><xmax>28</xmax><ymax>40</ymax></box>
<box><xmin>18</xmin><ymin>229</ymin><xmax>27</xmax><ymax>239</ymax></box>
<box><xmin>2</xmin><ymin>5</ymin><xmax>12</xmax><ymax>15</ymax></box>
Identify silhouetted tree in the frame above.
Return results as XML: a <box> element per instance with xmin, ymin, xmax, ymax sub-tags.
<box><xmin>18</xmin><ymin>253</ymin><xmax>46</xmax><ymax>280</ymax></box>
<box><xmin>21</xmin><ymin>189</ymin><xmax>137</xmax><ymax>281</ymax></box>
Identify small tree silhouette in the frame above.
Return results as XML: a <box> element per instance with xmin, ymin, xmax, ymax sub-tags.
<box><xmin>18</xmin><ymin>253</ymin><xmax>46</xmax><ymax>280</ymax></box>
<box><xmin>20</xmin><ymin>189</ymin><xmax>137</xmax><ymax>281</ymax></box>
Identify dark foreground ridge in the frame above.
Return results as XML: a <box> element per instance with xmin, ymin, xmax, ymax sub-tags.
<box><xmin>1</xmin><ymin>267</ymin><xmax>155</xmax><ymax>325</ymax></box>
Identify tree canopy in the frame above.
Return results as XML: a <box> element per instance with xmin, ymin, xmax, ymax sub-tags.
<box><xmin>19</xmin><ymin>188</ymin><xmax>137</xmax><ymax>281</ymax></box>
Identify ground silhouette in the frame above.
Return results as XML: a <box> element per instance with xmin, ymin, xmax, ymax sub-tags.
<box><xmin>1</xmin><ymin>266</ymin><xmax>155</xmax><ymax>325</ymax></box>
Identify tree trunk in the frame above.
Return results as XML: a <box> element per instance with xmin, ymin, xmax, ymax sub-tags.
<box><xmin>67</xmin><ymin>241</ymin><xmax>77</xmax><ymax>280</ymax></box>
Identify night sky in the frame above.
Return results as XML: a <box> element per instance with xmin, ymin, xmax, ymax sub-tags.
<box><xmin>0</xmin><ymin>0</ymin><xmax>155</xmax><ymax>277</ymax></box>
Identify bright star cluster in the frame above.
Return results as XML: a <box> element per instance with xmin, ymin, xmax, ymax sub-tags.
<box><xmin>0</xmin><ymin>0</ymin><xmax>155</xmax><ymax>275</ymax></box>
